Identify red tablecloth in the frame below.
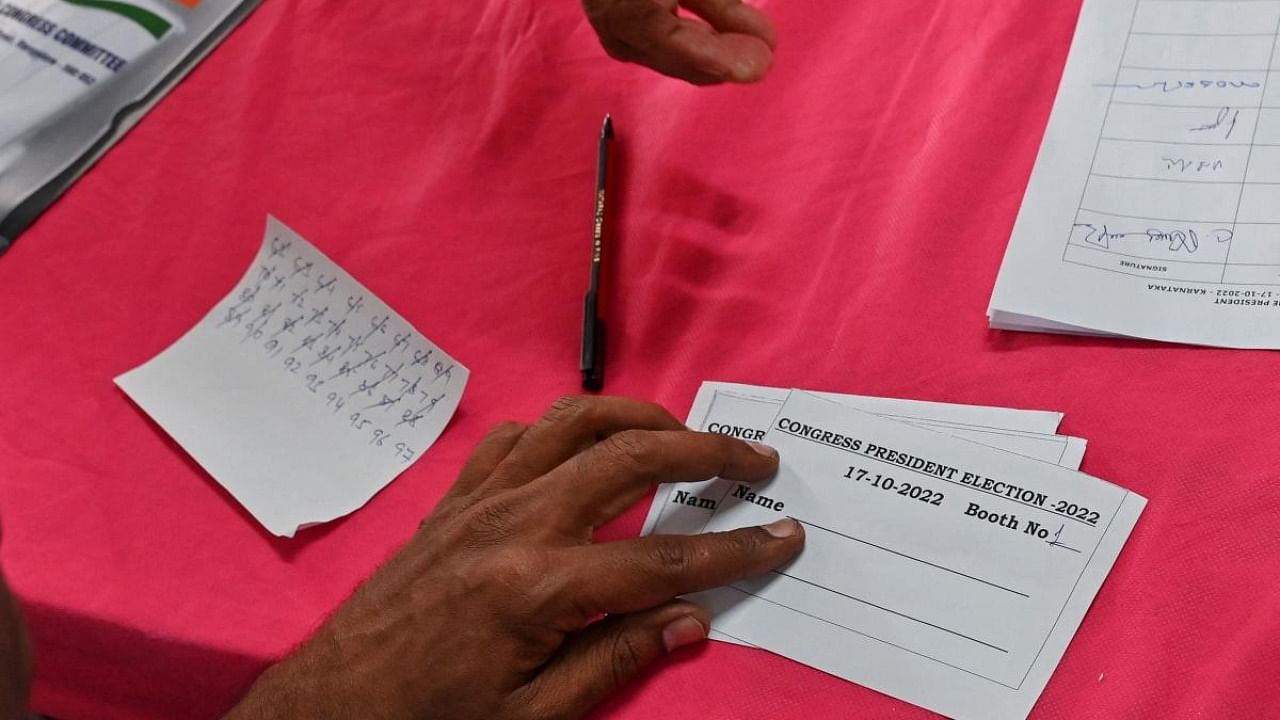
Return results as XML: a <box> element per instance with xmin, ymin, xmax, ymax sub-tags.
<box><xmin>2</xmin><ymin>0</ymin><xmax>1276</xmax><ymax>718</ymax></box>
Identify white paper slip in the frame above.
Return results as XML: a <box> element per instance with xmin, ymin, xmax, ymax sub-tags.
<box><xmin>116</xmin><ymin>216</ymin><xmax>469</xmax><ymax>537</ymax></box>
<box><xmin>641</xmin><ymin>382</ymin><xmax>1074</xmax><ymax>540</ymax></box>
<box><xmin>640</xmin><ymin>382</ymin><xmax>1086</xmax><ymax>650</ymax></box>
<box><xmin>714</xmin><ymin>382</ymin><xmax>1065</xmax><ymax>435</ymax></box>
<box><xmin>685</xmin><ymin>391</ymin><xmax>1146</xmax><ymax>720</ymax></box>
<box><xmin>989</xmin><ymin>0</ymin><xmax>1280</xmax><ymax>347</ymax></box>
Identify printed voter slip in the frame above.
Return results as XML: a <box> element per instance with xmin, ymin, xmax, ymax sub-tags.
<box><xmin>683</xmin><ymin>390</ymin><xmax>1146</xmax><ymax>720</ymax></box>
<box><xmin>643</xmin><ymin>381</ymin><xmax>1088</xmax><ymax>648</ymax></box>
<box><xmin>642</xmin><ymin>381</ymin><xmax>1082</xmax><ymax>540</ymax></box>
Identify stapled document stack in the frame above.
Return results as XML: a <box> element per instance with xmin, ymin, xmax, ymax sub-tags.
<box><xmin>643</xmin><ymin>382</ymin><xmax>1145</xmax><ymax>720</ymax></box>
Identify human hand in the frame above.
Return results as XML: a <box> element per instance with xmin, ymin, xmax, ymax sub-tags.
<box><xmin>582</xmin><ymin>0</ymin><xmax>777</xmax><ymax>84</ymax></box>
<box><xmin>228</xmin><ymin>396</ymin><xmax>804</xmax><ymax>720</ymax></box>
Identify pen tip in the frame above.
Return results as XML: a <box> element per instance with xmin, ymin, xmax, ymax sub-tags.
<box><xmin>602</xmin><ymin>114</ymin><xmax>614</xmax><ymax>139</ymax></box>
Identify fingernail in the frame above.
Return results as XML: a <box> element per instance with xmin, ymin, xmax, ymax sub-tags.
<box><xmin>662</xmin><ymin>615</ymin><xmax>707</xmax><ymax>652</ymax></box>
<box><xmin>763</xmin><ymin>518</ymin><xmax>798</xmax><ymax>538</ymax></box>
<box><xmin>748</xmin><ymin>442</ymin><xmax>778</xmax><ymax>458</ymax></box>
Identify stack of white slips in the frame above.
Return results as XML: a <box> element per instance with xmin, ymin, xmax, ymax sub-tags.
<box><xmin>642</xmin><ymin>382</ymin><xmax>1145</xmax><ymax>720</ymax></box>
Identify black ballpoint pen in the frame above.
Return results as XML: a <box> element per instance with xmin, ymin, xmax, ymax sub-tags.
<box><xmin>581</xmin><ymin>114</ymin><xmax>612</xmax><ymax>391</ymax></box>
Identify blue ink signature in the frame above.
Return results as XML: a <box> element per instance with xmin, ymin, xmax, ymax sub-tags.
<box><xmin>1190</xmin><ymin>106</ymin><xmax>1239</xmax><ymax>139</ymax></box>
<box><xmin>1074</xmin><ymin>223</ymin><xmax>1233</xmax><ymax>253</ymax></box>
<box><xmin>1163</xmin><ymin>156</ymin><xmax>1224</xmax><ymax>173</ymax></box>
<box><xmin>1096</xmin><ymin>80</ymin><xmax>1261</xmax><ymax>93</ymax></box>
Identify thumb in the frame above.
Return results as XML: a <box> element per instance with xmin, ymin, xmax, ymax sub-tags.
<box><xmin>523</xmin><ymin>602</ymin><xmax>709</xmax><ymax>719</ymax></box>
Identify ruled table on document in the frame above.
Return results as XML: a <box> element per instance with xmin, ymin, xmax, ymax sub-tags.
<box><xmin>1067</xmin><ymin>0</ymin><xmax>1280</xmax><ymax>285</ymax></box>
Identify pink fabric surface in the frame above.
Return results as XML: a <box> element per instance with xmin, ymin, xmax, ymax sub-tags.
<box><xmin>0</xmin><ymin>0</ymin><xmax>1276</xmax><ymax>718</ymax></box>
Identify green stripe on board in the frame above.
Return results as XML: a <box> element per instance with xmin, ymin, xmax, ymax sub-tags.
<box><xmin>59</xmin><ymin>0</ymin><xmax>172</xmax><ymax>39</ymax></box>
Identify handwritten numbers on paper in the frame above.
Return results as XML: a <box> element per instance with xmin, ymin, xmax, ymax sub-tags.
<box><xmin>268</xmin><ymin>236</ymin><xmax>291</xmax><ymax>259</ymax></box>
<box><xmin>217</xmin><ymin>243</ymin><xmax>457</xmax><ymax>463</ymax></box>
<box><xmin>325</xmin><ymin>392</ymin><xmax>346</xmax><ymax>413</ymax></box>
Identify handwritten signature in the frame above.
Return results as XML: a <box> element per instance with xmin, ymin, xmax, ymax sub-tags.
<box><xmin>1096</xmin><ymin>80</ymin><xmax>1261</xmax><ymax>93</ymax></box>
<box><xmin>1189</xmin><ymin>106</ymin><xmax>1239</xmax><ymax>140</ymax></box>
<box><xmin>1074</xmin><ymin>223</ymin><xmax>1233</xmax><ymax>253</ymax></box>
<box><xmin>1163</xmin><ymin>156</ymin><xmax>1224</xmax><ymax>173</ymax></box>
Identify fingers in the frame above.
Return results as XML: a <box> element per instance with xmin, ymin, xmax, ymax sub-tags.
<box><xmin>534</xmin><ymin>430</ymin><xmax>780</xmax><ymax>530</ymax></box>
<box><xmin>587</xmin><ymin>0</ymin><xmax>774</xmax><ymax>84</ymax></box>
<box><xmin>560</xmin><ymin>521</ymin><xmax>803</xmax><ymax>615</ymax></box>
<box><xmin>426</xmin><ymin>422</ymin><xmax>528</xmax><ymax>524</ymax></box>
<box><xmin>522</xmin><ymin>601</ymin><xmax>708</xmax><ymax>719</ymax></box>
<box><xmin>451</xmin><ymin>422</ymin><xmax>528</xmax><ymax>498</ymax></box>
<box><xmin>481</xmin><ymin>396</ymin><xmax>684</xmax><ymax>492</ymax></box>
<box><xmin>681</xmin><ymin>0</ymin><xmax>777</xmax><ymax>48</ymax></box>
